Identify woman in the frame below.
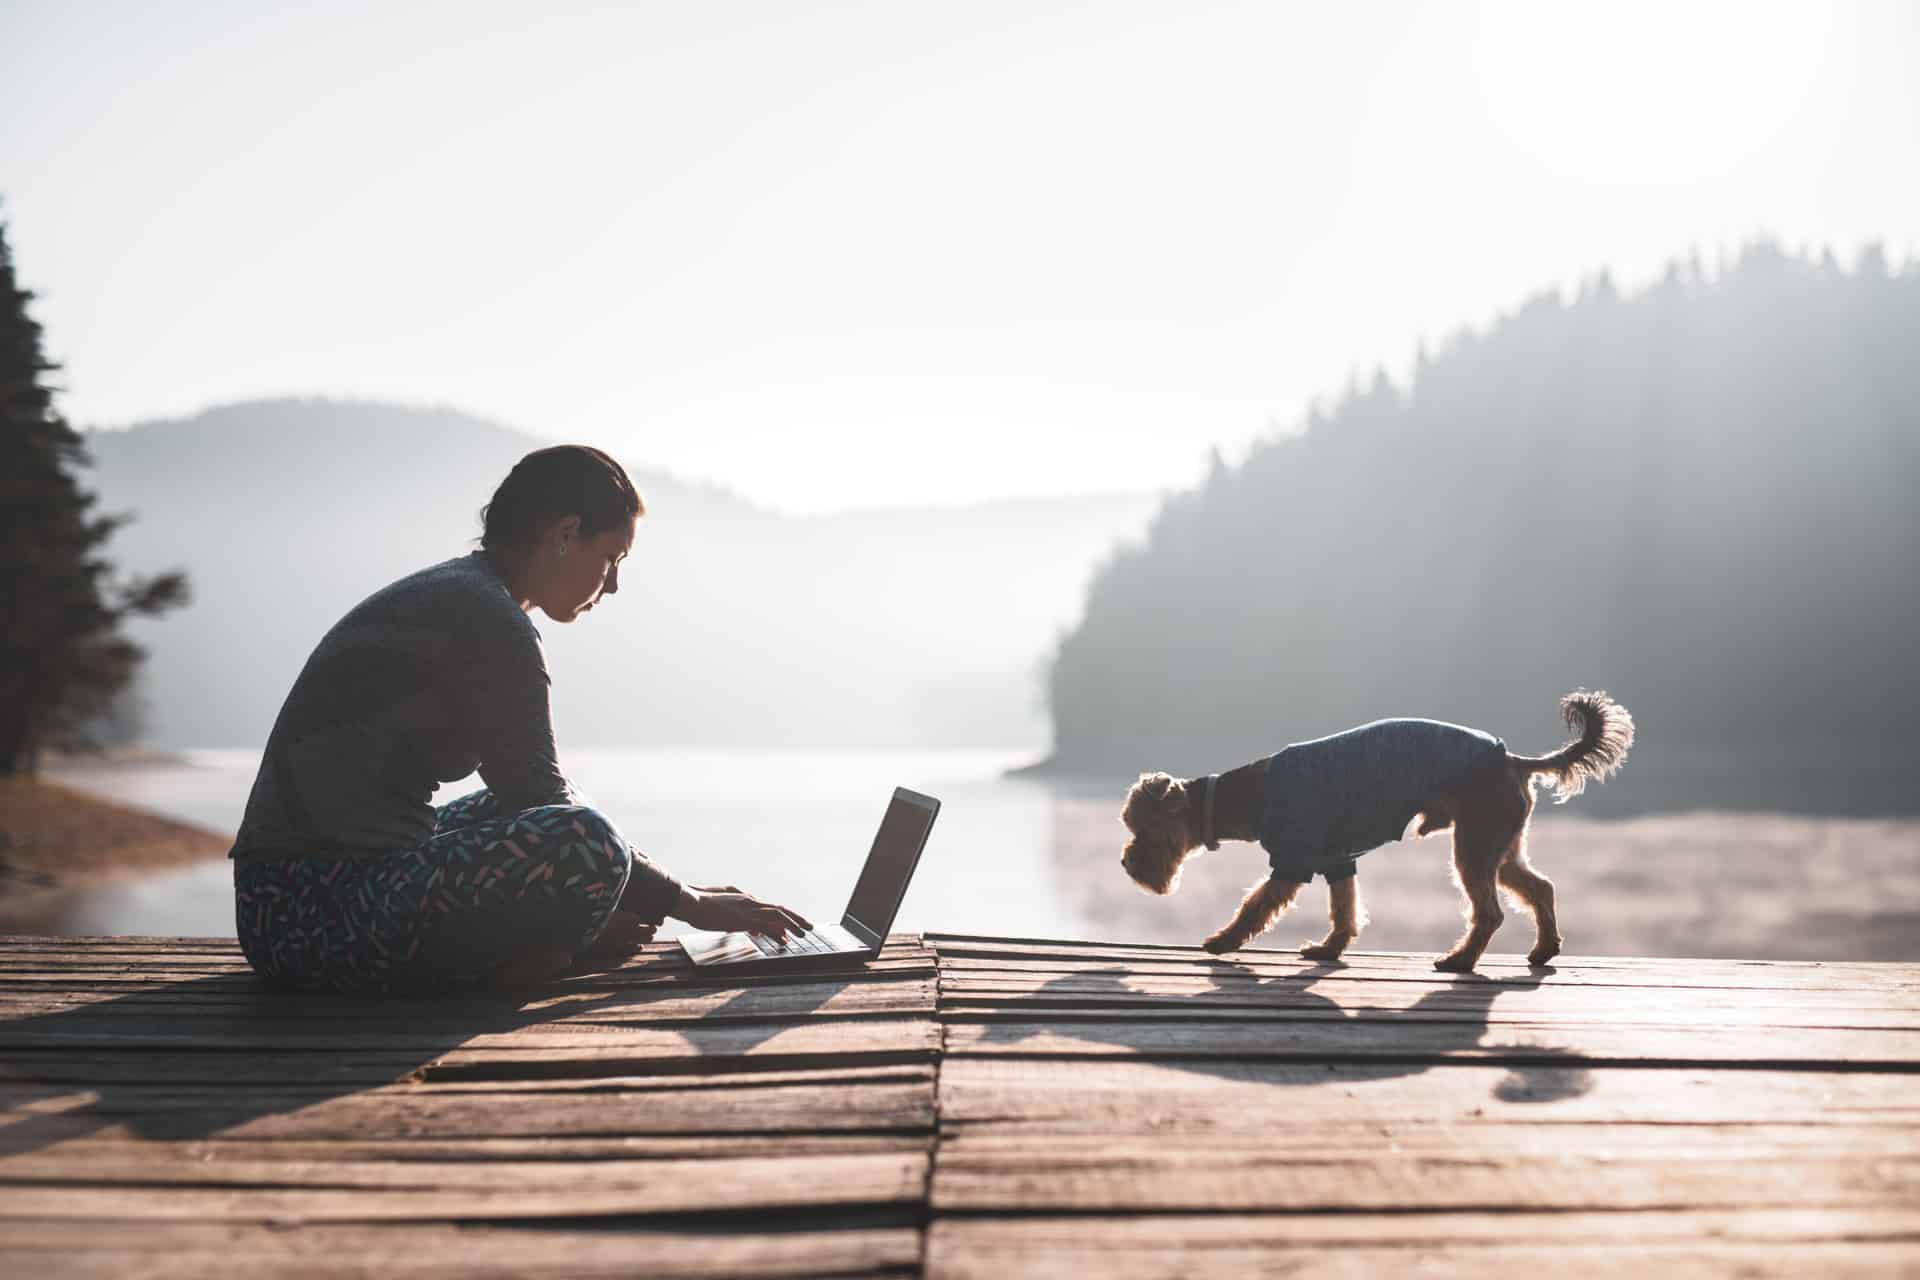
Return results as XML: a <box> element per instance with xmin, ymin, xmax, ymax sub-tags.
<box><xmin>230</xmin><ymin>445</ymin><xmax>808</xmax><ymax>992</ymax></box>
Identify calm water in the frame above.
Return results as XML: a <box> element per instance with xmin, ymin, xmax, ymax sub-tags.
<box><xmin>39</xmin><ymin>749</ymin><xmax>1920</xmax><ymax>959</ymax></box>
<box><xmin>43</xmin><ymin>747</ymin><xmax>1118</xmax><ymax>941</ymax></box>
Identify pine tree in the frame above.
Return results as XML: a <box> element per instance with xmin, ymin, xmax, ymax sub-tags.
<box><xmin>0</xmin><ymin>216</ymin><xmax>187</xmax><ymax>775</ymax></box>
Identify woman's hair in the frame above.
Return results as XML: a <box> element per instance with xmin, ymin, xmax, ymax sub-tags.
<box><xmin>480</xmin><ymin>445</ymin><xmax>644</xmax><ymax>553</ymax></box>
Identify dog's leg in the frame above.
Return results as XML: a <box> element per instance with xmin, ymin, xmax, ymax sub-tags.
<box><xmin>1300</xmin><ymin>876</ymin><xmax>1364</xmax><ymax>960</ymax></box>
<box><xmin>1498</xmin><ymin>840</ymin><xmax>1561</xmax><ymax>966</ymax></box>
<box><xmin>1435</xmin><ymin>822</ymin><xmax>1507</xmax><ymax>973</ymax></box>
<box><xmin>1203</xmin><ymin>875</ymin><xmax>1304</xmax><ymax>954</ymax></box>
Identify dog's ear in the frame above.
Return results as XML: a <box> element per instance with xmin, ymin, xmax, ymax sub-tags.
<box><xmin>1122</xmin><ymin>772</ymin><xmax>1187</xmax><ymax>832</ymax></box>
<box><xmin>1135</xmin><ymin>772</ymin><xmax>1186</xmax><ymax>807</ymax></box>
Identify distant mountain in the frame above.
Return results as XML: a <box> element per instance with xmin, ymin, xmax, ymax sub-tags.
<box><xmin>1039</xmin><ymin>245</ymin><xmax>1920</xmax><ymax>815</ymax></box>
<box><xmin>84</xmin><ymin>399</ymin><xmax>1161</xmax><ymax>751</ymax></box>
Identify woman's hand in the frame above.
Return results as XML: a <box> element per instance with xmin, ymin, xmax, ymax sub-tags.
<box><xmin>674</xmin><ymin>886</ymin><xmax>812</xmax><ymax>939</ymax></box>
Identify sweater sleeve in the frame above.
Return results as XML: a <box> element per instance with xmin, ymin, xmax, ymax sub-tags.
<box><xmin>466</xmin><ymin>613</ymin><xmax>685</xmax><ymax>923</ymax></box>
<box><xmin>469</xmin><ymin>619</ymin><xmax>578</xmax><ymax>815</ymax></box>
<box><xmin>618</xmin><ymin>847</ymin><xmax>684</xmax><ymax>925</ymax></box>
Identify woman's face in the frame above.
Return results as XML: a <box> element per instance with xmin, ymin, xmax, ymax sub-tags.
<box><xmin>532</xmin><ymin>513</ymin><xmax>638</xmax><ymax>623</ymax></box>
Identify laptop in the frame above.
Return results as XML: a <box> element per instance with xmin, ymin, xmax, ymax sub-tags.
<box><xmin>678</xmin><ymin>786</ymin><xmax>940</xmax><ymax>969</ymax></box>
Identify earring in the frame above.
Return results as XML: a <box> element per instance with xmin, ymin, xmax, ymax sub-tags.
<box><xmin>559</xmin><ymin>543</ymin><xmax>569</xmax><ymax>556</ymax></box>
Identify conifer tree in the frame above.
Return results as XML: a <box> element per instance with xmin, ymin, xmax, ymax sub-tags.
<box><xmin>0</xmin><ymin>216</ymin><xmax>186</xmax><ymax>775</ymax></box>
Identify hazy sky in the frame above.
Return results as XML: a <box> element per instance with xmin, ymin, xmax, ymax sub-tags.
<box><xmin>5</xmin><ymin>1</ymin><xmax>1916</xmax><ymax>511</ymax></box>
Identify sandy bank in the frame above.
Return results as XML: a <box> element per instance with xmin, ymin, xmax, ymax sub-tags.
<box><xmin>0</xmin><ymin>777</ymin><xmax>230</xmax><ymax>930</ymax></box>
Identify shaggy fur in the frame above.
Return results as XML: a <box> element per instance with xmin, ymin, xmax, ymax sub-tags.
<box><xmin>1120</xmin><ymin>690</ymin><xmax>1634</xmax><ymax>971</ymax></box>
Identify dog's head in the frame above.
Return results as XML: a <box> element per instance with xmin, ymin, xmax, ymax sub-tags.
<box><xmin>1120</xmin><ymin>771</ymin><xmax>1202</xmax><ymax>895</ymax></box>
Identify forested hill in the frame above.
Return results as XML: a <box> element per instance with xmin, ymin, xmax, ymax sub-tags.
<box><xmin>1041</xmin><ymin>245</ymin><xmax>1920</xmax><ymax>815</ymax></box>
<box><xmin>85</xmin><ymin>399</ymin><xmax>1158</xmax><ymax>752</ymax></box>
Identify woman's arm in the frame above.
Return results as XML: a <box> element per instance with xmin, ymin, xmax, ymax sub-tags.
<box><xmin>467</xmin><ymin>623</ymin><xmax>689</xmax><ymax>924</ymax></box>
<box><xmin>470</xmin><ymin>625</ymin><xmax>576</xmax><ymax>815</ymax></box>
<box><xmin>672</xmin><ymin>885</ymin><xmax>812</xmax><ymax>939</ymax></box>
<box><xmin>616</xmin><ymin>846</ymin><xmax>687</xmax><ymax>925</ymax></box>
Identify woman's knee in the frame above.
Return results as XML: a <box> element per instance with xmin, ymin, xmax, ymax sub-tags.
<box><xmin>433</xmin><ymin>787</ymin><xmax>499</xmax><ymax>835</ymax></box>
<box><xmin>548</xmin><ymin>805</ymin><xmax>632</xmax><ymax>882</ymax></box>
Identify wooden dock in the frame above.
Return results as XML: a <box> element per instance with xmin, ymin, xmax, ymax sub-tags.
<box><xmin>1</xmin><ymin>933</ymin><xmax>1915</xmax><ymax>1277</ymax></box>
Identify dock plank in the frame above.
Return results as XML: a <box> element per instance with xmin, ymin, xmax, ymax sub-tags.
<box><xmin>939</xmin><ymin>974</ymin><xmax>1920</xmax><ymax>1017</ymax></box>
<box><xmin>936</xmin><ymin>1058</ymin><xmax>1920</xmax><ymax>1128</ymax></box>
<box><xmin>0</xmin><ymin>1152</ymin><xmax>931</xmax><ymax>1221</ymax></box>
<box><xmin>0</xmin><ymin>1219</ymin><xmax>925</xmax><ymax>1279</ymax></box>
<box><xmin>4</xmin><ymin>930</ymin><xmax>1916</xmax><ymax>1276</ymax></box>
<box><xmin>0</xmin><ymin>975</ymin><xmax>937</xmax><ymax>1021</ymax></box>
<box><xmin>2</xmin><ymin>1014</ymin><xmax>941</xmax><ymax>1058</ymax></box>
<box><xmin>0</xmin><ymin>1078</ymin><xmax>935</xmax><ymax>1138</ymax></box>
<box><xmin>930</xmin><ymin>1141</ymin><xmax>1920</xmax><ymax>1213</ymax></box>
<box><xmin>928</xmin><ymin>936</ymin><xmax>1917</xmax><ymax>991</ymax></box>
<box><xmin>0</xmin><ymin>934</ymin><xmax>937</xmax><ymax>1278</ymax></box>
<box><xmin>927</xmin><ymin>1214</ymin><xmax>1920</xmax><ymax>1280</ymax></box>
<box><xmin>940</xmin><ymin>1017</ymin><xmax>1920</xmax><ymax>1064</ymax></box>
<box><xmin>921</xmin><ymin>933</ymin><xmax>1920</xmax><ymax>1277</ymax></box>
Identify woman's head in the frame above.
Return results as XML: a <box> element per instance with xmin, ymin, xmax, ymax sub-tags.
<box><xmin>481</xmin><ymin>445</ymin><xmax>644</xmax><ymax>622</ymax></box>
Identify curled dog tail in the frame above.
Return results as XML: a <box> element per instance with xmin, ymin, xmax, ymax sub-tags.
<box><xmin>1510</xmin><ymin>690</ymin><xmax>1635</xmax><ymax>803</ymax></box>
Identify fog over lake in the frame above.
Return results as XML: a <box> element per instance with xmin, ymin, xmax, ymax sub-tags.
<box><xmin>41</xmin><ymin>750</ymin><xmax>1920</xmax><ymax>963</ymax></box>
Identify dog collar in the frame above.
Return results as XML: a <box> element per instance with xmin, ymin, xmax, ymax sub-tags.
<box><xmin>1197</xmin><ymin>774</ymin><xmax>1220</xmax><ymax>851</ymax></box>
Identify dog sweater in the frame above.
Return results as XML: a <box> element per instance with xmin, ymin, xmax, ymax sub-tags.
<box><xmin>1260</xmin><ymin>719</ymin><xmax>1507</xmax><ymax>883</ymax></box>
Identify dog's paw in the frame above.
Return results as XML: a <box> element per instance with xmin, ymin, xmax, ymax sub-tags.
<box><xmin>1299</xmin><ymin>941</ymin><xmax>1344</xmax><ymax>962</ymax></box>
<box><xmin>1527</xmin><ymin>943</ymin><xmax>1561</xmax><ymax>967</ymax></box>
<box><xmin>1202</xmin><ymin>932</ymin><xmax>1238</xmax><ymax>954</ymax></box>
<box><xmin>1432</xmin><ymin>952</ymin><xmax>1478</xmax><ymax>973</ymax></box>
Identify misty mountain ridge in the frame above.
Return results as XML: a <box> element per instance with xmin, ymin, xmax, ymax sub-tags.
<box><xmin>1042</xmin><ymin>242</ymin><xmax>1920</xmax><ymax>815</ymax></box>
<box><xmin>85</xmin><ymin>398</ymin><xmax>1161</xmax><ymax>752</ymax></box>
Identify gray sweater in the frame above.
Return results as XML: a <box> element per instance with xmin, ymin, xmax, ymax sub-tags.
<box><xmin>229</xmin><ymin>552</ymin><xmax>681</xmax><ymax>919</ymax></box>
<box><xmin>1259</xmin><ymin>718</ymin><xmax>1506</xmax><ymax>883</ymax></box>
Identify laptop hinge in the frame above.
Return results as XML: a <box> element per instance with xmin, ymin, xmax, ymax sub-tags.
<box><xmin>843</xmin><ymin>917</ymin><xmax>882</xmax><ymax>949</ymax></box>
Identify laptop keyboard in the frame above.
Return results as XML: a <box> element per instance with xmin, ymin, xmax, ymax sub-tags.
<box><xmin>749</xmin><ymin>928</ymin><xmax>843</xmax><ymax>957</ymax></box>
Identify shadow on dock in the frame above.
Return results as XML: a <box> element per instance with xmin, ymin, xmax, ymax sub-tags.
<box><xmin>0</xmin><ymin>964</ymin><xmax>862</xmax><ymax>1156</ymax></box>
<box><xmin>962</xmin><ymin>960</ymin><xmax>1595</xmax><ymax>1102</ymax></box>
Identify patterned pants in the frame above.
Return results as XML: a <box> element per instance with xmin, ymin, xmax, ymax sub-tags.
<box><xmin>234</xmin><ymin>789</ymin><xmax>633</xmax><ymax>994</ymax></box>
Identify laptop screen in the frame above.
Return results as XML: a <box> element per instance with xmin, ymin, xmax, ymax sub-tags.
<box><xmin>843</xmin><ymin>788</ymin><xmax>940</xmax><ymax>940</ymax></box>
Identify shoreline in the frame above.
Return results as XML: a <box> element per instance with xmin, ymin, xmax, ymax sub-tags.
<box><xmin>0</xmin><ymin>776</ymin><xmax>232</xmax><ymax>932</ymax></box>
<box><xmin>1002</xmin><ymin>752</ymin><xmax>1133</xmax><ymax>784</ymax></box>
<box><xmin>37</xmin><ymin>745</ymin><xmax>208</xmax><ymax>772</ymax></box>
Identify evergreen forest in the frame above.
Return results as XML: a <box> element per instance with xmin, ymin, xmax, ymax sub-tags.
<box><xmin>1043</xmin><ymin>245</ymin><xmax>1920</xmax><ymax>815</ymax></box>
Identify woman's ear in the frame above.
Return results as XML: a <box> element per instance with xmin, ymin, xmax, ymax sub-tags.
<box><xmin>545</xmin><ymin>514</ymin><xmax>583</xmax><ymax>553</ymax></box>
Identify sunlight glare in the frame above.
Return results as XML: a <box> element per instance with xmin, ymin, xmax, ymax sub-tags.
<box><xmin>1472</xmin><ymin>0</ymin><xmax>1839</xmax><ymax>187</ymax></box>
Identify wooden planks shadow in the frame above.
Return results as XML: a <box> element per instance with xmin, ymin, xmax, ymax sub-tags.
<box><xmin>922</xmin><ymin>933</ymin><xmax>1920</xmax><ymax>1279</ymax></box>
<box><xmin>0</xmin><ymin>935</ymin><xmax>939</xmax><ymax>1278</ymax></box>
<box><xmin>2</xmin><ymin>933</ymin><xmax>1917</xmax><ymax>1277</ymax></box>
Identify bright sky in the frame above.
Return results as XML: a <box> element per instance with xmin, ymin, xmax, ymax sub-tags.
<box><xmin>4</xmin><ymin>0</ymin><xmax>1916</xmax><ymax>511</ymax></box>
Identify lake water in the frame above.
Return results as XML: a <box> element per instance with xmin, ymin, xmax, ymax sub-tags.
<box><xmin>37</xmin><ymin>748</ymin><xmax>1920</xmax><ymax>960</ymax></box>
<box><xmin>42</xmin><ymin>747</ymin><xmax>1115</xmax><ymax>942</ymax></box>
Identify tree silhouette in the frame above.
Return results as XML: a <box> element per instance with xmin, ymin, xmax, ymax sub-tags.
<box><xmin>1043</xmin><ymin>244</ymin><xmax>1920</xmax><ymax>816</ymax></box>
<box><xmin>0</xmin><ymin>215</ymin><xmax>186</xmax><ymax>776</ymax></box>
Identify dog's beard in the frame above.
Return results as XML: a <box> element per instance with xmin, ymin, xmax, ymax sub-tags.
<box><xmin>1123</xmin><ymin>837</ymin><xmax>1196</xmax><ymax>895</ymax></box>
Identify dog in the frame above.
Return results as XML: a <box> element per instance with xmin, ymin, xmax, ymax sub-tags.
<box><xmin>1120</xmin><ymin>690</ymin><xmax>1633</xmax><ymax>971</ymax></box>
